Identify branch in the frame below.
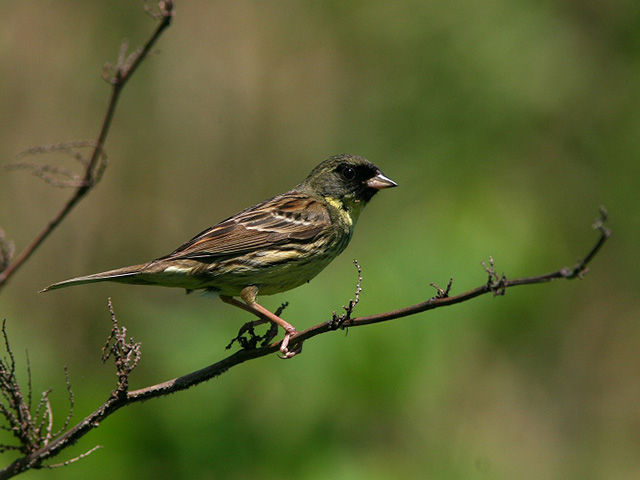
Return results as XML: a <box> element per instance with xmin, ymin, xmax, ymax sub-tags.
<box><xmin>0</xmin><ymin>208</ymin><xmax>610</xmax><ymax>477</ymax></box>
<box><xmin>336</xmin><ymin>206</ymin><xmax>611</xmax><ymax>329</ymax></box>
<box><xmin>0</xmin><ymin>0</ymin><xmax>174</xmax><ymax>291</ymax></box>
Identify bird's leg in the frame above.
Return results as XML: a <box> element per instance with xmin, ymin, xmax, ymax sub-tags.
<box><xmin>220</xmin><ymin>295</ymin><xmax>269</xmax><ymax>349</ymax></box>
<box><xmin>246</xmin><ymin>302</ymin><xmax>301</xmax><ymax>358</ymax></box>
<box><xmin>220</xmin><ymin>295</ymin><xmax>269</xmax><ymax>327</ymax></box>
<box><xmin>222</xmin><ymin>286</ymin><xmax>301</xmax><ymax>358</ymax></box>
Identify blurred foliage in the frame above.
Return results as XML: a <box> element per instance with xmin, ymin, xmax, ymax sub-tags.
<box><xmin>1</xmin><ymin>0</ymin><xmax>639</xmax><ymax>478</ymax></box>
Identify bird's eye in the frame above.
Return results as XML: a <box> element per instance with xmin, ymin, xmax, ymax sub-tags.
<box><xmin>341</xmin><ymin>166</ymin><xmax>356</xmax><ymax>180</ymax></box>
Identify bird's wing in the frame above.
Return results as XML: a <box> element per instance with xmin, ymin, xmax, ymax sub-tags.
<box><xmin>159</xmin><ymin>192</ymin><xmax>332</xmax><ymax>262</ymax></box>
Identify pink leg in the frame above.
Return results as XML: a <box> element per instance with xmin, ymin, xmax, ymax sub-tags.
<box><xmin>221</xmin><ymin>289</ymin><xmax>302</xmax><ymax>358</ymax></box>
<box><xmin>220</xmin><ymin>295</ymin><xmax>268</xmax><ymax>326</ymax></box>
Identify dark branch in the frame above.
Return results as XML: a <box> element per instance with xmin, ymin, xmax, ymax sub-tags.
<box><xmin>334</xmin><ymin>207</ymin><xmax>611</xmax><ymax>329</ymax></box>
<box><xmin>0</xmin><ymin>208</ymin><xmax>610</xmax><ymax>478</ymax></box>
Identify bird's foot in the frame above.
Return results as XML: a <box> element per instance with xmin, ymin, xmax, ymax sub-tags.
<box><xmin>278</xmin><ymin>328</ymin><xmax>303</xmax><ymax>359</ymax></box>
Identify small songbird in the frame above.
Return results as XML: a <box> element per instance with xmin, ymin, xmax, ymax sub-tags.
<box><xmin>42</xmin><ymin>154</ymin><xmax>397</xmax><ymax>357</ymax></box>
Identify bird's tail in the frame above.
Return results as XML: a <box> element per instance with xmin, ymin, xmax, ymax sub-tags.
<box><xmin>40</xmin><ymin>264</ymin><xmax>152</xmax><ymax>292</ymax></box>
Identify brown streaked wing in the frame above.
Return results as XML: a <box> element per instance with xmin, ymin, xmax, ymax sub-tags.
<box><xmin>159</xmin><ymin>192</ymin><xmax>332</xmax><ymax>262</ymax></box>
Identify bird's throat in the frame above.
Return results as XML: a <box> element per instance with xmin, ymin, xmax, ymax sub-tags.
<box><xmin>323</xmin><ymin>195</ymin><xmax>364</xmax><ymax>228</ymax></box>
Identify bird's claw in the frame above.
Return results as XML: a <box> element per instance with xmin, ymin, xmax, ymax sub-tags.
<box><xmin>278</xmin><ymin>330</ymin><xmax>303</xmax><ymax>359</ymax></box>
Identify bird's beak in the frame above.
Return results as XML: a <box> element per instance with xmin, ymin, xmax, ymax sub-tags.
<box><xmin>366</xmin><ymin>172</ymin><xmax>397</xmax><ymax>190</ymax></box>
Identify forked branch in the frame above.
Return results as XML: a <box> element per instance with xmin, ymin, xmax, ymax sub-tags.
<box><xmin>0</xmin><ymin>208</ymin><xmax>610</xmax><ymax>478</ymax></box>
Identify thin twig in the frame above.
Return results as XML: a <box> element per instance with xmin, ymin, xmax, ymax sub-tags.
<box><xmin>51</xmin><ymin>367</ymin><xmax>74</xmax><ymax>439</ymax></box>
<box><xmin>0</xmin><ymin>1</ymin><xmax>173</xmax><ymax>291</ymax></box>
<box><xmin>329</xmin><ymin>259</ymin><xmax>363</xmax><ymax>330</ymax></box>
<box><xmin>102</xmin><ymin>299</ymin><xmax>141</xmax><ymax>395</ymax></box>
<box><xmin>41</xmin><ymin>445</ymin><xmax>103</xmax><ymax>469</ymax></box>
<box><xmin>4</xmin><ymin>141</ymin><xmax>107</xmax><ymax>188</ymax></box>
<box><xmin>429</xmin><ymin>278</ymin><xmax>453</xmax><ymax>300</ymax></box>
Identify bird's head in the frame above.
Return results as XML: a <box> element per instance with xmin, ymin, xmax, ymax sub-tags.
<box><xmin>298</xmin><ymin>155</ymin><xmax>397</xmax><ymax>214</ymax></box>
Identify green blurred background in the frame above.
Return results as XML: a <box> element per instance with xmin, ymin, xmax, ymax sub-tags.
<box><xmin>1</xmin><ymin>1</ymin><xmax>639</xmax><ymax>478</ymax></box>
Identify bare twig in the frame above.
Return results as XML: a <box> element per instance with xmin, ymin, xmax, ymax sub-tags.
<box><xmin>429</xmin><ymin>278</ymin><xmax>453</xmax><ymax>300</ymax></box>
<box><xmin>4</xmin><ymin>141</ymin><xmax>107</xmax><ymax>188</ymax></box>
<box><xmin>329</xmin><ymin>259</ymin><xmax>363</xmax><ymax>330</ymax></box>
<box><xmin>50</xmin><ymin>368</ymin><xmax>74</xmax><ymax>440</ymax></box>
<box><xmin>0</xmin><ymin>321</ymin><xmax>75</xmax><ymax>469</ymax></box>
<box><xmin>102</xmin><ymin>299</ymin><xmax>141</xmax><ymax>395</ymax></box>
<box><xmin>0</xmin><ymin>321</ymin><xmax>33</xmax><ymax>453</ymax></box>
<box><xmin>481</xmin><ymin>256</ymin><xmax>507</xmax><ymax>296</ymax></box>
<box><xmin>0</xmin><ymin>0</ymin><xmax>173</xmax><ymax>291</ymax></box>
<box><xmin>42</xmin><ymin>445</ymin><xmax>103</xmax><ymax>469</ymax></box>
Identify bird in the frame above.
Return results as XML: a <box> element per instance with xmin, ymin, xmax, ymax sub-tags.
<box><xmin>41</xmin><ymin>154</ymin><xmax>397</xmax><ymax>358</ymax></box>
